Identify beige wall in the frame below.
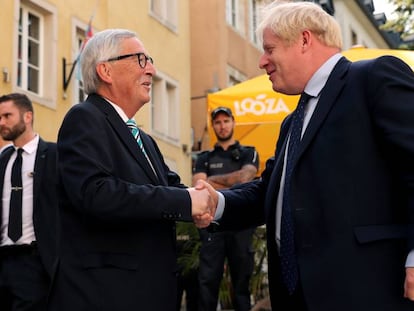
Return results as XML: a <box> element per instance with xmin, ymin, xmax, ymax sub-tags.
<box><xmin>190</xmin><ymin>0</ymin><xmax>265</xmax><ymax>152</ymax></box>
<box><xmin>0</xmin><ymin>0</ymin><xmax>192</xmax><ymax>184</ymax></box>
<box><xmin>190</xmin><ymin>0</ymin><xmax>393</xmax><ymax>154</ymax></box>
<box><xmin>0</xmin><ymin>0</ymin><xmax>393</xmax><ymax>182</ymax></box>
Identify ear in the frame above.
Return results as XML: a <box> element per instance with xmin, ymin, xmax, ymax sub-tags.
<box><xmin>23</xmin><ymin>110</ymin><xmax>33</xmax><ymax>125</ymax></box>
<box><xmin>96</xmin><ymin>62</ymin><xmax>112</xmax><ymax>84</ymax></box>
<box><xmin>301</xmin><ymin>29</ymin><xmax>312</xmax><ymax>50</ymax></box>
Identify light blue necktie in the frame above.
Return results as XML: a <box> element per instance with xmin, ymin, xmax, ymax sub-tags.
<box><xmin>126</xmin><ymin>119</ymin><xmax>157</xmax><ymax>176</ymax></box>
<box><xmin>126</xmin><ymin>119</ymin><xmax>148</xmax><ymax>157</ymax></box>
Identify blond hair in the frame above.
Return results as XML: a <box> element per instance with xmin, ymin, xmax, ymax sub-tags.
<box><xmin>256</xmin><ymin>1</ymin><xmax>342</xmax><ymax>49</ymax></box>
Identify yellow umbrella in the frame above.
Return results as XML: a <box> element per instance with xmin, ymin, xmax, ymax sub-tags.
<box><xmin>207</xmin><ymin>75</ymin><xmax>299</xmax><ymax>174</ymax></box>
<box><xmin>342</xmin><ymin>46</ymin><xmax>414</xmax><ymax>67</ymax></box>
<box><xmin>207</xmin><ymin>47</ymin><xmax>414</xmax><ymax>174</ymax></box>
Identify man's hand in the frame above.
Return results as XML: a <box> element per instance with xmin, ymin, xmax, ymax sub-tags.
<box><xmin>187</xmin><ymin>179</ymin><xmax>218</xmax><ymax>228</ymax></box>
<box><xmin>195</xmin><ymin>179</ymin><xmax>218</xmax><ymax>216</ymax></box>
<box><xmin>404</xmin><ymin>267</ymin><xmax>414</xmax><ymax>300</ymax></box>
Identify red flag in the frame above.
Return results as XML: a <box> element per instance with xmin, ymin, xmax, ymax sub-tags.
<box><xmin>75</xmin><ymin>18</ymin><xmax>94</xmax><ymax>81</ymax></box>
<box><xmin>79</xmin><ymin>18</ymin><xmax>94</xmax><ymax>53</ymax></box>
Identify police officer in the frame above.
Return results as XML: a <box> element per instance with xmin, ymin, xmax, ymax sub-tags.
<box><xmin>193</xmin><ymin>107</ymin><xmax>259</xmax><ymax>311</ymax></box>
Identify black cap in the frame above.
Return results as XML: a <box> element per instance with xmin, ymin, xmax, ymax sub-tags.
<box><xmin>211</xmin><ymin>106</ymin><xmax>233</xmax><ymax>120</ymax></box>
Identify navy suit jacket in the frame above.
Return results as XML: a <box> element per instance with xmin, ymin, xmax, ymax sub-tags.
<box><xmin>218</xmin><ymin>56</ymin><xmax>414</xmax><ymax>310</ymax></box>
<box><xmin>0</xmin><ymin>138</ymin><xmax>58</xmax><ymax>277</ymax></box>
<box><xmin>49</xmin><ymin>94</ymin><xmax>193</xmax><ymax>311</ymax></box>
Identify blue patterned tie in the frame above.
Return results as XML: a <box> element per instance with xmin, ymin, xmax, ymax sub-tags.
<box><xmin>280</xmin><ymin>92</ymin><xmax>311</xmax><ymax>294</ymax></box>
<box><xmin>126</xmin><ymin>119</ymin><xmax>148</xmax><ymax>157</ymax></box>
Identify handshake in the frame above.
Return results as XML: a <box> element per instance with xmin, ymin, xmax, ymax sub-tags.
<box><xmin>187</xmin><ymin>180</ymin><xmax>218</xmax><ymax>228</ymax></box>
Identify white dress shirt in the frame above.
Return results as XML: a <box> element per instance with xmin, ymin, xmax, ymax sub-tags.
<box><xmin>1</xmin><ymin>135</ymin><xmax>39</xmax><ymax>245</ymax></box>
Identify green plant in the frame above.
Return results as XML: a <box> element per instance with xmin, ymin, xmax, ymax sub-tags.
<box><xmin>176</xmin><ymin>222</ymin><xmax>201</xmax><ymax>275</ymax></box>
<box><xmin>218</xmin><ymin>226</ymin><xmax>269</xmax><ymax>309</ymax></box>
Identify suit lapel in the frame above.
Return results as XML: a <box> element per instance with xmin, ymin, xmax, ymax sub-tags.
<box><xmin>265</xmin><ymin>58</ymin><xmax>350</xmax><ymax>220</ymax></box>
<box><xmin>93</xmin><ymin>97</ymin><xmax>160</xmax><ymax>184</ymax></box>
<box><xmin>297</xmin><ymin>58</ymin><xmax>350</xmax><ymax>162</ymax></box>
<box><xmin>137</xmin><ymin>131</ymin><xmax>168</xmax><ymax>185</ymax></box>
<box><xmin>33</xmin><ymin>139</ymin><xmax>47</xmax><ymax>205</ymax></box>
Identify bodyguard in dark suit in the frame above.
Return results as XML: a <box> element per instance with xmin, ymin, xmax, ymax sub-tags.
<box><xmin>0</xmin><ymin>93</ymin><xmax>58</xmax><ymax>310</ymax></box>
<box><xmin>47</xmin><ymin>29</ymin><xmax>213</xmax><ymax>311</ymax></box>
<box><xmin>204</xmin><ymin>2</ymin><xmax>414</xmax><ymax>311</ymax></box>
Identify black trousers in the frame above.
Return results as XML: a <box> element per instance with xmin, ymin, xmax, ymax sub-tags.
<box><xmin>0</xmin><ymin>243</ymin><xmax>49</xmax><ymax>311</ymax></box>
<box><xmin>198</xmin><ymin>228</ymin><xmax>255</xmax><ymax>311</ymax></box>
<box><xmin>177</xmin><ymin>266</ymin><xmax>199</xmax><ymax>311</ymax></box>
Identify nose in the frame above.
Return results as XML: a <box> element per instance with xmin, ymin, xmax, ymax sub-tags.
<box><xmin>145</xmin><ymin>61</ymin><xmax>156</xmax><ymax>75</ymax></box>
<box><xmin>258</xmin><ymin>54</ymin><xmax>268</xmax><ymax>69</ymax></box>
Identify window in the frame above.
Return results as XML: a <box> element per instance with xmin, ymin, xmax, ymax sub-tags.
<box><xmin>227</xmin><ymin>65</ymin><xmax>246</xmax><ymax>87</ymax></box>
<box><xmin>72</xmin><ymin>25</ymin><xmax>89</xmax><ymax>104</ymax></box>
<box><xmin>228</xmin><ymin>75</ymin><xmax>241</xmax><ymax>87</ymax></box>
<box><xmin>150</xmin><ymin>0</ymin><xmax>177</xmax><ymax>31</ymax></box>
<box><xmin>249</xmin><ymin>0</ymin><xmax>258</xmax><ymax>44</ymax></box>
<box><xmin>151</xmin><ymin>72</ymin><xmax>180</xmax><ymax>143</ymax></box>
<box><xmin>16</xmin><ymin>1</ymin><xmax>57</xmax><ymax>108</ymax></box>
<box><xmin>17</xmin><ymin>6</ymin><xmax>41</xmax><ymax>93</ymax></box>
<box><xmin>249</xmin><ymin>0</ymin><xmax>269</xmax><ymax>45</ymax></box>
<box><xmin>226</xmin><ymin>0</ymin><xmax>246</xmax><ymax>34</ymax></box>
<box><xmin>226</xmin><ymin>0</ymin><xmax>239</xmax><ymax>28</ymax></box>
<box><xmin>68</xmin><ymin>17</ymin><xmax>93</xmax><ymax>104</ymax></box>
<box><xmin>351</xmin><ymin>29</ymin><xmax>358</xmax><ymax>46</ymax></box>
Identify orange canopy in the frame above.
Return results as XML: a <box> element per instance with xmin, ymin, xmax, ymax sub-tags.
<box><xmin>207</xmin><ymin>47</ymin><xmax>414</xmax><ymax>174</ymax></box>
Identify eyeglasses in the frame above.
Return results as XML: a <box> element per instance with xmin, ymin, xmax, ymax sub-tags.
<box><xmin>106</xmin><ymin>52</ymin><xmax>154</xmax><ymax>69</ymax></box>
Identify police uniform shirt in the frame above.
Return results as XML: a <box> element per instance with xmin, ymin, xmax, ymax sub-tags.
<box><xmin>193</xmin><ymin>141</ymin><xmax>258</xmax><ymax>177</ymax></box>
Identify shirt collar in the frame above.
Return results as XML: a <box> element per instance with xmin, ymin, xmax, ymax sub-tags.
<box><xmin>16</xmin><ymin>134</ymin><xmax>39</xmax><ymax>155</ymax></box>
<box><xmin>304</xmin><ymin>53</ymin><xmax>343</xmax><ymax>98</ymax></box>
<box><xmin>214</xmin><ymin>140</ymin><xmax>240</xmax><ymax>151</ymax></box>
<box><xmin>103</xmin><ymin>97</ymin><xmax>129</xmax><ymax>123</ymax></box>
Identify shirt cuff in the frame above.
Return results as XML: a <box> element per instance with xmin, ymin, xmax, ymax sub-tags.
<box><xmin>213</xmin><ymin>191</ymin><xmax>225</xmax><ymax>221</ymax></box>
<box><xmin>406</xmin><ymin>250</ymin><xmax>414</xmax><ymax>267</ymax></box>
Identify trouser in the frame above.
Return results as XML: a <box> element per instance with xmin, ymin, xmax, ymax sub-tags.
<box><xmin>177</xmin><ymin>266</ymin><xmax>199</xmax><ymax>311</ymax></box>
<box><xmin>0</xmin><ymin>243</ymin><xmax>50</xmax><ymax>311</ymax></box>
<box><xmin>198</xmin><ymin>228</ymin><xmax>255</xmax><ymax>311</ymax></box>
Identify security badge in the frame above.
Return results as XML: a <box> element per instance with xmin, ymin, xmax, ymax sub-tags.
<box><xmin>210</xmin><ymin>163</ymin><xmax>224</xmax><ymax>169</ymax></box>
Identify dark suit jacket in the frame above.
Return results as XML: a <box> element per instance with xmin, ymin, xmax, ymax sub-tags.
<box><xmin>0</xmin><ymin>138</ymin><xmax>58</xmax><ymax>277</ymax></box>
<box><xmin>48</xmin><ymin>94</ymin><xmax>193</xmax><ymax>311</ymax></box>
<box><xmin>218</xmin><ymin>56</ymin><xmax>414</xmax><ymax>311</ymax></box>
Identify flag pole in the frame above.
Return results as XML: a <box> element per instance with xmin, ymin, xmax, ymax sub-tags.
<box><xmin>62</xmin><ymin>58</ymin><xmax>79</xmax><ymax>92</ymax></box>
<box><xmin>62</xmin><ymin>0</ymin><xmax>99</xmax><ymax>93</ymax></box>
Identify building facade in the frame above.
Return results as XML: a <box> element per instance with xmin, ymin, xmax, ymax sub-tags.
<box><xmin>0</xmin><ymin>0</ymin><xmax>396</xmax><ymax>183</ymax></box>
<box><xmin>0</xmin><ymin>0</ymin><xmax>193</xmax><ymax>183</ymax></box>
<box><xmin>190</xmin><ymin>0</ymin><xmax>396</xmax><ymax>153</ymax></box>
